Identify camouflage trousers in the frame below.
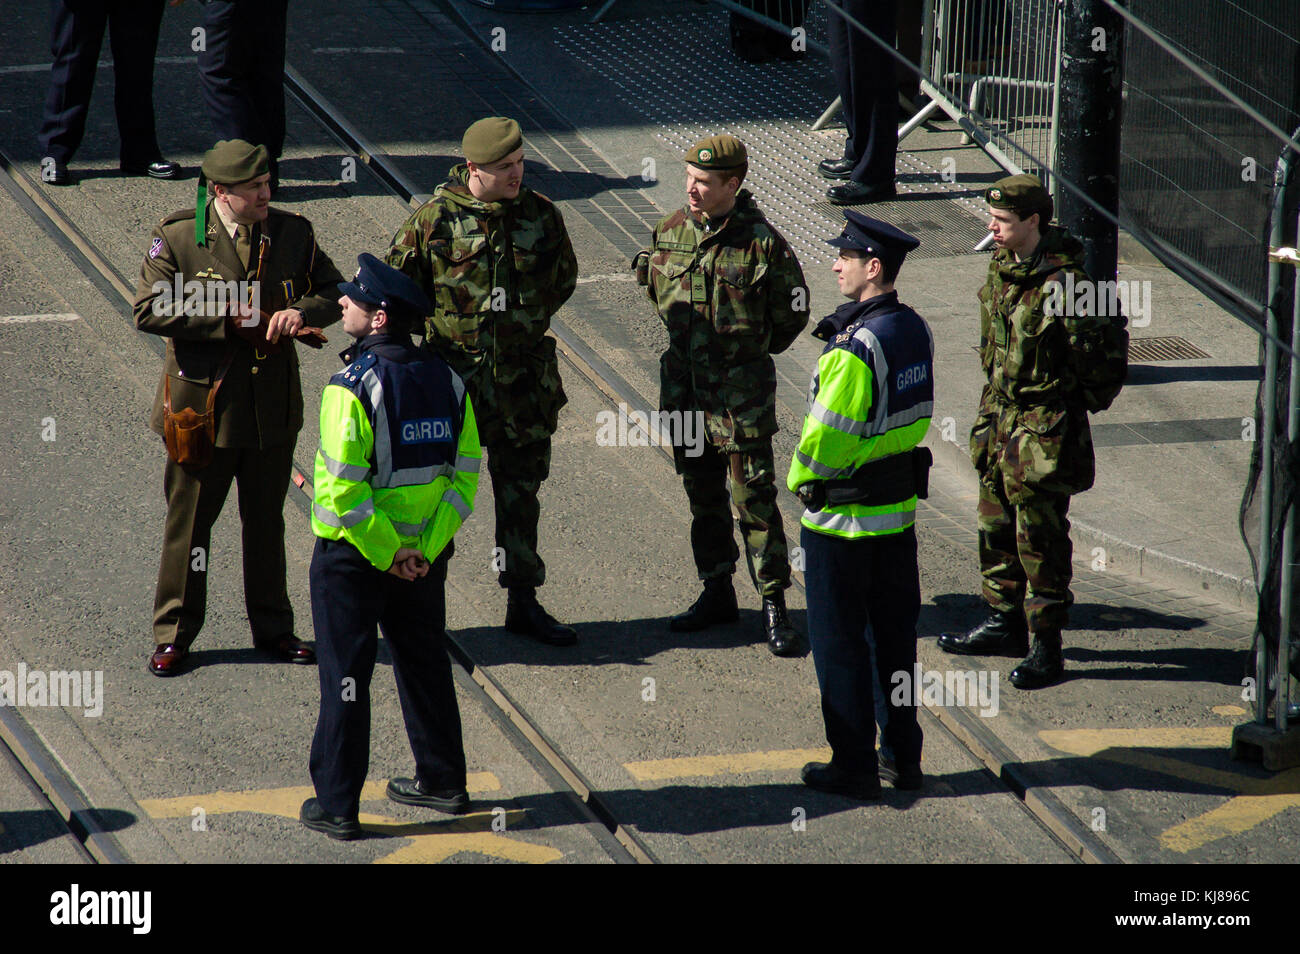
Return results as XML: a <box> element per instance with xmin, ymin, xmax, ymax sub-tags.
<box><xmin>679</xmin><ymin>440</ymin><xmax>790</xmax><ymax>597</ymax></box>
<box><xmin>978</xmin><ymin>467</ymin><xmax>1073</xmax><ymax>634</ymax></box>
<box><xmin>486</xmin><ymin>438</ymin><xmax>551</xmax><ymax>590</ymax></box>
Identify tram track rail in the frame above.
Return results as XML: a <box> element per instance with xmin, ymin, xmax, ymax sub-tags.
<box><xmin>0</xmin><ymin>39</ymin><xmax>1113</xmax><ymax>864</ymax></box>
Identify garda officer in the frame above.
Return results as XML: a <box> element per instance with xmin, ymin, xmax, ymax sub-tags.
<box><xmin>635</xmin><ymin>134</ymin><xmax>810</xmax><ymax>655</ymax></box>
<box><xmin>937</xmin><ymin>174</ymin><xmax>1127</xmax><ymax>689</ymax></box>
<box><xmin>386</xmin><ymin>116</ymin><xmax>579</xmax><ymax>646</ymax></box>
<box><xmin>133</xmin><ymin>139</ymin><xmax>342</xmax><ymax>676</ymax></box>
<box><xmin>789</xmin><ymin>212</ymin><xmax>931</xmax><ymax>798</ymax></box>
<box><xmin>300</xmin><ymin>254</ymin><xmax>481</xmax><ymax>840</ymax></box>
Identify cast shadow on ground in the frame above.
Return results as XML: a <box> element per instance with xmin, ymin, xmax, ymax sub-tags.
<box><xmin>0</xmin><ymin>807</ymin><xmax>134</xmax><ymax>855</ymax></box>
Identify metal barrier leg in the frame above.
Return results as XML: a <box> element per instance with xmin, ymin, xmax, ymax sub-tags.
<box><xmin>812</xmin><ymin>96</ymin><xmax>842</xmax><ymax>132</ymax></box>
<box><xmin>589</xmin><ymin>0</ymin><xmax>620</xmax><ymax>22</ymax></box>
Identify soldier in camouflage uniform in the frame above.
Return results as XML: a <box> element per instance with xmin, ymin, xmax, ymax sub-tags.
<box><xmin>634</xmin><ymin>135</ymin><xmax>810</xmax><ymax>655</ymax></box>
<box><xmin>386</xmin><ymin>116</ymin><xmax>579</xmax><ymax>645</ymax></box>
<box><xmin>938</xmin><ymin>174</ymin><xmax>1127</xmax><ymax>689</ymax></box>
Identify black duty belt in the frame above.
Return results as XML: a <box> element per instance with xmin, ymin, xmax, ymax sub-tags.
<box><xmin>823</xmin><ymin>446</ymin><xmax>933</xmax><ymax>507</ymax></box>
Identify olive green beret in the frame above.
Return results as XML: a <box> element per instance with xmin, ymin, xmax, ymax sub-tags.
<box><xmin>462</xmin><ymin>117</ymin><xmax>523</xmax><ymax>164</ymax></box>
<box><xmin>986</xmin><ymin>173</ymin><xmax>1050</xmax><ymax>216</ymax></box>
<box><xmin>684</xmin><ymin>134</ymin><xmax>747</xmax><ymax>170</ymax></box>
<box><xmin>201</xmin><ymin>139</ymin><xmax>269</xmax><ymax>185</ymax></box>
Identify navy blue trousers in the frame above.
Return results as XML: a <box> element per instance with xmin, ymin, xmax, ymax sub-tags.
<box><xmin>825</xmin><ymin>0</ymin><xmax>899</xmax><ymax>186</ymax></box>
<box><xmin>308</xmin><ymin>538</ymin><xmax>465</xmax><ymax>818</ymax></box>
<box><xmin>802</xmin><ymin>524</ymin><xmax>922</xmax><ymax>772</ymax></box>
<box><xmin>38</xmin><ymin>0</ymin><xmax>166</xmax><ymax>165</ymax></box>
<box><xmin>197</xmin><ymin>0</ymin><xmax>288</xmax><ymax>163</ymax></box>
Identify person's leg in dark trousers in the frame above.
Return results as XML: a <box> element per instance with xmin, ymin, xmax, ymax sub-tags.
<box><xmin>252</xmin><ymin>0</ymin><xmax>288</xmax><ymax>166</ymax></box>
<box><xmin>308</xmin><ymin>539</ymin><xmax>381</xmax><ymax>818</ymax></box>
<box><xmin>106</xmin><ymin>0</ymin><xmax>165</xmax><ymax>168</ymax></box>
<box><xmin>827</xmin><ymin>0</ymin><xmax>899</xmax><ymax>186</ymax></box>
<box><xmin>380</xmin><ymin>551</ymin><xmax>467</xmax><ymax>790</ymax></box>
<box><xmin>152</xmin><ymin>447</ymin><xmax>239</xmax><ymax>648</ymax></box>
<box><xmin>234</xmin><ymin>441</ymin><xmax>295</xmax><ymax>642</ymax></box>
<box><xmin>867</xmin><ymin>527</ymin><xmax>922</xmax><ymax>766</ymax></box>
<box><xmin>802</xmin><ymin>527</ymin><xmax>879</xmax><ymax>774</ymax></box>
<box><xmin>680</xmin><ymin>442</ymin><xmax>741</xmax><ymax>583</ymax></box>
<box><xmin>196</xmin><ymin>1</ymin><xmax>255</xmax><ymax>144</ymax></box>
<box><xmin>38</xmin><ymin>1</ymin><xmax>109</xmax><ymax>165</ymax></box>
<box><xmin>486</xmin><ymin>439</ymin><xmax>549</xmax><ymax>590</ymax></box>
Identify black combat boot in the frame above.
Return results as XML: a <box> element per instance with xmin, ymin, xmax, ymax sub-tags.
<box><xmin>669</xmin><ymin>576</ymin><xmax>739</xmax><ymax>632</ymax></box>
<box><xmin>937</xmin><ymin>608</ymin><xmax>1029</xmax><ymax>657</ymax></box>
<box><xmin>763</xmin><ymin>591</ymin><xmax>802</xmax><ymax>657</ymax></box>
<box><xmin>505</xmin><ymin>588</ymin><xmax>577</xmax><ymax>646</ymax></box>
<box><xmin>1009</xmin><ymin>630</ymin><xmax>1065</xmax><ymax>690</ymax></box>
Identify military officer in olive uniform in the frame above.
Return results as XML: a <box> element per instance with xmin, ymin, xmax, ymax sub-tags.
<box><xmin>134</xmin><ymin>139</ymin><xmax>343</xmax><ymax>676</ymax></box>
<box><xmin>937</xmin><ymin>174</ymin><xmax>1127</xmax><ymax>689</ymax></box>
<box><xmin>386</xmin><ymin>117</ymin><xmax>579</xmax><ymax>646</ymax></box>
<box><xmin>635</xmin><ymin>135</ymin><xmax>810</xmax><ymax>655</ymax></box>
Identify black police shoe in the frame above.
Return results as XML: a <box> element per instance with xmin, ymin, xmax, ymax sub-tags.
<box><xmin>818</xmin><ymin>157</ymin><xmax>855</xmax><ymax>180</ymax></box>
<box><xmin>937</xmin><ymin>609</ymin><xmax>1029</xmax><ymax>657</ymax></box>
<box><xmin>299</xmin><ymin>797</ymin><xmax>360</xmax><ymax>840</ymax></box>
<box><xmin>669</xmin><ymin>576</ymin><xmax>739</xmax><ymax>632</ymax></box>
<box><xmin>386</xmin><ymin>777</ymin><xmax>470</xmax><ymax>814</ymax></box>
<box><xmin>505</xmin><ymin>588</ymin><xmax>577</xmax><ymax>645</ymax></box>
<box><xmin>827</xmin><ymin>179</ymin><xmax>898</xmax><ymax>205</ymax></box>
<box><xmin>763</xmin><ymin>592</ymin><xmax>803</xmax><ymax>657</ymax></box>
<box><xmin>40</xmin><ymin>157</ymin><xmax>70</xmax><ymax>186</ymax></box>
<box><xmin>1010</xmin><ymin>632</ymin><xmax>1065</xmax><ymax>690</ymax></box>
<box><xmin>121</xmin><ymin>158</ymin><xmax>180</xmax><ymax>179</ymax></box>
<box><xmin>878</xmin><ymin>758</ymin><xmax>924</xmax><ymax>790</ymax></box>
<box><xmin>801</xmin><ymin>761</ymin><xmax>882</xmax><ymax>801</ymax></box>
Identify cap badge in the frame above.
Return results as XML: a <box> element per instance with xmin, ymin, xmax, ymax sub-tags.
<box><xmin>989</xmin><ymin>188</ymin><xmax>1002</xmax><ymax>200</ymax></box>
<box><xmin>699</xmin><ymin>148</ymin><xmax>712</xmax><ymax>162</ymax></box>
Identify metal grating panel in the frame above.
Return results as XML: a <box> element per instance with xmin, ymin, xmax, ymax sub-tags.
<box><xmin>552</xmin><ymin>11</ymin><xmax>992</xmax><ymax>268</ymax></box>
<box><xmin>1127</xmin><ymin>335</ymin><xmax>1210</xmax><ymax>362</ymax></box>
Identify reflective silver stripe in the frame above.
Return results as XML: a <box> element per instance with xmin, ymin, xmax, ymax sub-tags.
<box><xmin>455</xmin><ymin>453</ymin><xmax>481</xmax><ymax>474</ymax></box>
<box><xmin>317</xmin><ymin>448</ymin><xmax>369</xmax><ymax>481</ymax></box>
<box><xmin>443</xmin><ymin>488</ymin><xmax>472</xmax><ymax>521</ymax></box>
<box><xmin>360</xmin><ymin>367</ymin><xmax>392</xmax><ymax>485</ymax></box>
<box><xmin>313</xmin><ymin>498</ymin><xmax>375</xmax><ymax>529</ymax></box>
<box><xmin>881</xmin><ymin>401</ymin><xmax>933</xmax><ymax>433</ymax></box>
<box><xmin>392</xmin><ymin>518</ymin><xmax>429</xmax><ymax>536</ymax></box>
<box><xmin>852</xmin><ymin>326</ymin><xmax>890</xmax><ymax>436</ymax></box>
<box><xmin>810</xmin><ymin>398</ymin><xmax>870</xmax><ymax>437</ymax></box>
<box><xmin>795</xmin><ymin>449</ymin><xmax>848</xmax><ymax>479</ymax></box>
<box><xmin>804</xmin><ymin>507</ymin><xmax>914</xmax><ymax>534</ymax></box>
<box><xmin>450</xmin><ymin>369</ymin><xmax>467</xmax><ymax>407</ymax></box>
<box><xmin>378</xmin><ymin>463</ymin><xmax>454</xmax><ymax>489</ymax></box>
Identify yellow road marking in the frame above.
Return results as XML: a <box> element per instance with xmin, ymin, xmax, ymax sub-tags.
<box><xmin>139</xmin><ymin>772</ymin><xmax>501</xmax><ymax>819</ymax></box>
<box><xmin>624</xmin><ymin>747</ymin><xmax>832</xmax><ymax>781</ymax></box>
<box><xmin>1038</xmin><ymin>727</ymin><xmax>1300</xmax><ymax>853</ymax></box>
<box><xmin>1213</xmin><ymin>705</ymin><xmax>1247</xmax><ymax>717</ymax></box>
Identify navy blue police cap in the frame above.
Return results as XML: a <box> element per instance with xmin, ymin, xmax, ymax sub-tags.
<box><xmin>339</xmin><ymin>253</ymin><xmax>430</xmax><ymax>322</ymax></box>
<box><xmin>827</xmin><ymin>210</ymin><xmax>920</xmax><ymax>269</ymax></box>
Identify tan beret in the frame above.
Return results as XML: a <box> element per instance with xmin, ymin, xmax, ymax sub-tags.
<box><xmin>462</xmin><ymin>117</ymin><xmax>523</xmax><ymax>165</ymax></box>
<box><xmin>201</xmin><ymin>139</ymin><xmax>269</xmax><ymax>185</ymax></box>
<box><xmin>684</xmin><ymin>134</ymin><xmax>747</xmax><ymax>170</ymax></box>
<box><xmin>986</xmin><ymin>173</ymin><xmax>1050</xmax><ymax>216</ymax></box>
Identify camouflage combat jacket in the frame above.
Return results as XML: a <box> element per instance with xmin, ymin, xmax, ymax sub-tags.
<box><xmin>386</xmin><ymin>164</ymin><xmax>578</xmax><ymax>447</ymax></box>
<box><xmin>970</xmin><ymin>225</ymin><xmax>1128</xmax><ymax>502</ymax></box>
<box><xmin>635</xmin><ymin>191</ymin><xmax>808</xmax><ymax>449</ymax></box>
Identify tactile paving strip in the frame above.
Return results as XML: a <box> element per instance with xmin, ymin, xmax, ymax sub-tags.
<box><xmin>553</xmin><ymin>10</ymin><xmax>993</xmax><ymax>266</ymax></box>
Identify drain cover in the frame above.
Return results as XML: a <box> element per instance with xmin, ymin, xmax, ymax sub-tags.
<box><xmin>1128</xmin><ymin>335</ymin><xmax>1210</xmax><ymax>362</ymax></box>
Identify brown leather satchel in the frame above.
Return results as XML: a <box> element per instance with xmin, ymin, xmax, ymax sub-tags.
<box><xmin>162</xmin><ymin>353</ymin><xmax>233</xmax><ymax>468</ymax></box>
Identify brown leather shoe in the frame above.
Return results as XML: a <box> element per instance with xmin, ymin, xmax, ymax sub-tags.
<box><xmin>148</xmin><ymin>643</ymin><xmax>189</xmax><ymax>677</ymax></box>
<box><xmin>254</xmin><ymin>635</ymin><xmax>316</xmax><ymax>664</ymax></box>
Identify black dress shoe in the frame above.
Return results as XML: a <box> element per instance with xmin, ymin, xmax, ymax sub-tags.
<box><xmin>40</xmin><ymin>157</ymin><xmax>70</xmax><ymax>186</ymax></box>
<box><xmin>818</xmin><ymin>157</ymin><xmax>855</xmax><ymax>180</ymax></box>
<box><xmin>254</xmin><ymin>634</ymin><xmax>316</xmax><ymax>664</ymax></box>
<box><xmin>386</xmin><ymin>777</ymin><xmax>470</xmax><ymax>814</ymax></box>
<box><xmin>1009</xmin><ymin>632</ymin><xmax>1065</xmax><ymax>690</ymax></box>
<box><xmin>299</xmin><ymin>797</ymin><xmax>360</xmax><ymax>840</ymax></box>
<box><xmin>669</xmin><ymin>576</ymin><xmax>739</xmax><ymax>632</ymax></box>
<box><xmin>505</xmin><ymin>588</ymin><xmax>577</xmax><ymax>645</ymax></box>
<box><xmin>121</xmin><ymin>158</ymin><xmax>180</xmax><ymax>180</ymax></box>
<box><xmin>801</xmin><ymin>761</ymin><xmax>882</xmax><ymax>800</ymax></box>
<box><xmin>763</xmin><ymin>592</ymin><xmax>803</xmax><ymax>656</ymax></box>
<box><xmin>827</xmin><ymin>180</ymin><xmax>898</xmax><ymax>205</ymax></box>
<box><xmin>937</xmin><ymin>609</ymin><xmax>1028</xmax><ymax>657</ymax></box>
<box><xmin>148</xmin><ymin>642</ymin><xmax>189</xmax><ymax>676</ymax></box>
<box><xmin>878</xmin><ymin>758</ymin><xmax>924</xmax><ymax>790</ymax></box>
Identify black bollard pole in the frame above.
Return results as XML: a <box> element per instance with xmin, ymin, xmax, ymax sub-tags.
<box><xmin>1056</xmin><ymin>0</ymin><xmax>1125</xmax><ymax>282</ymax></box>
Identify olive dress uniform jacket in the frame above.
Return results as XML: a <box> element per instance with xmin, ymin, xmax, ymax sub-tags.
<box><xmin>133</xmin><ymin>201</ymin><xmax>344</xmax><ymax>447</ymax></box>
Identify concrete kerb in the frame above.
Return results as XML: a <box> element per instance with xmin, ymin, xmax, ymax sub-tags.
<box><xmin>923</xmin><ymin>422</ymin><xmax>1258</xmax><ymax>612</ymax></box>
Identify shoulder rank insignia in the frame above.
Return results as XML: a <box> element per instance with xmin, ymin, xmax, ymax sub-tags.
<box><xmin>835</xmin><ymin>332</ymin><xmax>851</xmax><ymax>344</ymax></box>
